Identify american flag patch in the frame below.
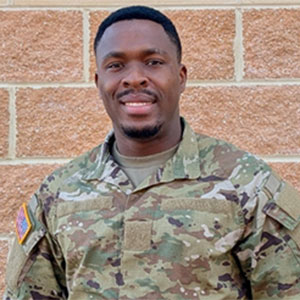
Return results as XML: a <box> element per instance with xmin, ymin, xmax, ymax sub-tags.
<box><xmin>16</xmin><ymin>203</ymin><xmax>32</xmax><ymax>244</ymax></box>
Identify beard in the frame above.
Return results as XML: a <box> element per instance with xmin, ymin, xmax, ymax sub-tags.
<box><xmin>121</xmin><ymin>124</ymin><xmax>162</xmax><ymax>140</ymax></box>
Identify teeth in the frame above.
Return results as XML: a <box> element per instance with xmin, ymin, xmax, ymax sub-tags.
<box><xmin>125</xmin><ymin>102</ymin><xmax>149</xmax><ymax>106</ymax></box>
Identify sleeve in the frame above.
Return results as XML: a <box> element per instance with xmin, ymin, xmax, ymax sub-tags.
<box><xmin>235</xmin><ymin>173</ymin><xmax>300</xmax><ymax>299</ymax></box>
<box><xmin>3</xmin><ymin>194</ymin><xmax>67</xmax><ymax>300</ymax></box>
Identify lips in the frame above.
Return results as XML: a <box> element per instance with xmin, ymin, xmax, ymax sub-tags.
<box><xmin>122</xmin><ymin>100</ymin><xmax>155</xmax><ymax>116</ymax></box>
<box><xmin>118</xmin><ymin>92</ymin><xmax>157</xmax><ymax>115</ymax></box>
<box><xmin>124</xmin><ymin>102</ymin><xmax>152</xmax><ymax>106</ymax></box>
<box><xmin>117</xmin><ymin>89</ymin><xmax>157</xmax><ymax>102</ymax></box>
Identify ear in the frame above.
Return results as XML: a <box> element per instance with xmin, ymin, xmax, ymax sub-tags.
<box><xmin>179</xmin><ymin>64</ymin><xmax>187</xmax><ymax>93</ymax></box>
<box><xmin>95</xmin><ymin>72</ymin><xmax>99</xmax><ymax>87</ymax></box>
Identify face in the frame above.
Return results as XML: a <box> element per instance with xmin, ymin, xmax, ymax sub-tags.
<box><xmin>95</xmin><ymin>19</ymin><xmax>187</xmax><ymax>144</ymax></box>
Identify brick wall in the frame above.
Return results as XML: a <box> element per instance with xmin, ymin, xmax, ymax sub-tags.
<box><xmin>1</xmin><ymin>0</ymin><xmax>300</xmax><ymax>294</ymax></box>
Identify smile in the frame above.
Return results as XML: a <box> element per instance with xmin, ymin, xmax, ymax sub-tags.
<box><xmin>121</xmin><ymin>100</ymin><xmax>156</xmax><ymax>116</ymax></box>
<box><xmin>124</xmin><ymin>102</ymin><xmax>152</xmax><ymax>106</ymax></box>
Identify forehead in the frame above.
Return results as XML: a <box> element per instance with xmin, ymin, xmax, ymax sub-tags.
<box><xmin>96</xmin><ymin>19</ymin><xmax>177</xmax><ymax>59</ymax></box>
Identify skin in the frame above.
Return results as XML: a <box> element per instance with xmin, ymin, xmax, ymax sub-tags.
<box><xmin>95</xmin><ymin>19</ymin><xmax>187</xmax><ymax>156</ymax></box>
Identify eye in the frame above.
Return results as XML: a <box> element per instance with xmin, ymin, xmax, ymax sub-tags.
<box><xmin>146</xmin><ymin>59</ymin><xmax>164</xmax><ymax>66</ymax></box>
<box><xmin>106</xmin><ymin>62</ymin><xmax>124</xmax><ymax>70</ymax></box>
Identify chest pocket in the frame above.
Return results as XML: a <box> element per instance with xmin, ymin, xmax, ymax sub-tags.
<box><xmin>54</xmin><ymin>197</ymin><xmax>116</xmax><ymax>256</ymax></box>
<box><xmin>54</xmin><ymin>196</ymin><xmax>123</xmax><ymax>293</ymax></box>
<box><xmin>152</xmin><ymin>198</ymin><xmax>240</xmax><ymax>260</ymax></box>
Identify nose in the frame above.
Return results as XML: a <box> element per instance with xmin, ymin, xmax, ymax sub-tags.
<box><xmin>122</xmin><ymin>63</ymin><xmax>148</xmax><ymax>88</ymax></box>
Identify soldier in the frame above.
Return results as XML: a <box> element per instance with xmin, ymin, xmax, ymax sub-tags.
<box><xmin>4</xmin><ymin>5</ymin><xmax>300</xmax><ymax>300</ymax></box>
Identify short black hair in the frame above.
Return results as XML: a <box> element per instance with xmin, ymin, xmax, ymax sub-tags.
<box><xmin>94</xmin><ymin>6</ymin><xmax>182</xmax><ymax>62</ymax></box>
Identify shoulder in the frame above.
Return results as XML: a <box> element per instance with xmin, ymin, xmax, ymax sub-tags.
<box><xmin>32</xmin><ymin>143</ymin><xmax>105</xmax><ymax>220</ymax></box>
<box><xmin>40</xmin><ymin>144</ymin><xmax>103</xmax><ymax>192</ymax></box>
<box><xmin>194</xmin><ymin>131</ymin><xmax>270</xmax><ymax>182</ymax></box>
<box><xmin>191</xmin><ymin>131</ymin><xmax>278</xmax><ymax>221</ymax></box>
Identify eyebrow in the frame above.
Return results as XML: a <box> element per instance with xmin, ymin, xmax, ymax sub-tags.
<box><xmin>143</xmin><ymin>48</ymin><xmax>168</xmax><ymax>57</ymax></box>
<box><xmin>101</xmin><ymin>48</ymin><xmax>169</xmax><ymax>61</ymax></box>
<box><xmin>102</xmin><ymin>51</ymin><xmax>126</xmax><ymax>61</ymax></box>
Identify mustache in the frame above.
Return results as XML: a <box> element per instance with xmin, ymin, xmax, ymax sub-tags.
<box><xmin>116</xmin><ymin>89</ymin><xmax>157</xmax><ymax>100</ymax></box>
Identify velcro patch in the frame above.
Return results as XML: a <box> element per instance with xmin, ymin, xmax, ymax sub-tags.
<box><xmin>16</xmin><ymin>203</ymin><xmax>32</xmax><ymax>244</ymax></box>
<box><xmin>124</xmin><ymin>220</ymin><xmax>152</xmax><ymax>251</ymax></box>
<box><xmin>264</xmin><ymin>174</ymin><xmax>281</xmax><ymax>196</ymax></box>
<box><xmin>161</xmin><ymin>198</ymin><xmax>233</xmax><ymax>214</ymax></box>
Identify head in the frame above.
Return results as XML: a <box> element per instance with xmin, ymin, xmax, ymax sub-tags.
<box><xmin>94</xmin><ymin>6</ymin><xmax>182</xmax><ymax>63</ymax></box>
<box><xmin>94</xmin><ymin>6</ymin><xmax>187</xmax><ymax>155</ymax></box>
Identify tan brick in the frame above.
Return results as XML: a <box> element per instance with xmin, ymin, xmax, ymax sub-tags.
<box><xmin>90</xmin><ymin>10</ymin><xmax>235</xmax><ymax>81</ymax></box>
<box><xmin>0</xmin><ymin>0</ymin><xmax>8</xmax><ymax>5</ymax></box>
<box><xmin>0</xmin><ymin>89</ymin><xmax>9</xmax><ymax>158</ymax></box>
<box><xmin>270</xmin><ymin>163</ymin><xmax>300</xmax><ymax>193</ymax></box>
<box><xmin>166</xmin><ymin>10</ymin><xmax>235</xmax><ymax>80</ymax></box>
<box><xmin>89</xmin><ymin>10</ymin><xmax>111</xmax><ymax>81</ymax></box>
<box><xmin>180</xmin><ymin>85</ymin><xmax>300</xmax><ymax>155</ymax></box>
<box><xmin>14</xmin><ymin>0</ymin><xmax>237</xmax><ymax>6</ymax></box>
<box><xmin>243</xmin><ymin>9</ymin><xmax>300</xmax><ymax>79</ymax></box>
<box><xmin>0</xmin><ymin>240</ymin><xmax>9</xmax><ymax>296</ymax></box>
<box><xmin>16</xmin><ymin>88</ymin><xmax>111</xmax><ymax>157</ymax></box>
<box><xmin>0</xmin><ymin>164</ymin><xmax>60</xmax><ymax>233</ymax></box>
<box><xmin>0</xmin><ymin>11</ymin><xmax>83</xmax><ymax>83</ymax></box>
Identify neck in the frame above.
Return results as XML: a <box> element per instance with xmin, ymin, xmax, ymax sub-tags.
<box><xmin>114</xmin><ymin>118</ymin><xmax>182</xmax><ymax>157</ymax></box>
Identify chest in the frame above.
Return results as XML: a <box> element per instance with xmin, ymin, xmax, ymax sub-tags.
<box><xmin>53</xmin><ymin>179</ymin><xmax>246</xmax><ymax>299</ymax></box>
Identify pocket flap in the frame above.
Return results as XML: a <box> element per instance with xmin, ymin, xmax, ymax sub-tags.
<box><xmin>56</xmin><ymin>196</ymin><xmax>113</xmax><ymax>217</ymax></box>
<box><xmin>276</xmin><ymin>183</ymin><xmax>300</xmax><ymax>222</ymax></box>
<box><xmin>263</xmin><ymin>182</ymin><xmax>300</xmax><ymax>231</ymax></box>
<box><xmin>161</xmin><ymin>198</ymin><xmax>233</xmax><ymax>214</ymax></box>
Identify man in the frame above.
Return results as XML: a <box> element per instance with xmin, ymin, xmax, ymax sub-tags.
<box><xmin>4</xmin><ymin>5</ymin><xmax>300</xmax><ymax>300</ymax></box>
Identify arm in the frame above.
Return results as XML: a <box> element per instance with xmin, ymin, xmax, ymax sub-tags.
<box><xmin>236</xmin><ymin>174</ymin><xmax>300</xmax><ymax>299</ymax></box>
<box><xmin>4</xmin><ymin>195</ymin><xmax>67</xmax><ymax>300</ymax></box>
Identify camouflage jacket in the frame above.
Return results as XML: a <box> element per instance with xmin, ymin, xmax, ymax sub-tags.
<box><xmin>4</xmin><ymin>120</ymin><xmax>300</xmax><ymax>300</ymax></box>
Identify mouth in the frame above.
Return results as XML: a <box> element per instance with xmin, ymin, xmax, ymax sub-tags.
<box><xmin>118</xmin><ymin>91</ymin><xmax>157</xmax><ymax>115</ymax></box>
<box><xmin>121</xmin><ymin>100</ymin><xmax>155</xmax><ymax>116</ymax></box>
<box><xmin>124</xmin><ymin>102</ymin><xmax>153</xmax><ymax>107</ymax></box>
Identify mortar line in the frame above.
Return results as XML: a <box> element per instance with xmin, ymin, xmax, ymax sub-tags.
<box><xmin>86</xmin><ymin>5</ymin><xmax>300</xmax><ymax>10</ymax></box>
<box><xmin>239</xmin><ymin>3</ymin><xmax>300</xmax><ymax>8</ymax></box>
<box><xmin>83</xmin><ymin>9</ymin><xmax>91</xmax><ymax>83</ymax></box>
<box><xmin>0</xmin><ymin>158</ymin><xmax>71</xmax><ymax>165</ymax></box>
<box><xmin>8</xmin><ymin>88</ymin><xmax>16</xmax><ymax>159</ymax></box>
<box><xmin>4</xmin><ymin>4</ymin><xmax>300</xmax><ymax>10</ymax></box>
<box><xmin>2</xmin><ymin>3</ymin><xmax>300</xmax><ymax>11</ymax></box>
<box><xmin>186</xmin><ymin>80</ymin><xmax>300</xmax><ymax>87</ymax></box>
<box><xmin>240</xmin><ymin>78</ymin><xmax>300</xmax><ymax>83</ymax></box>
<box><xmin>0</xmin><ymin>7</ymin><xmax>83</xmax><ymax>11</ymax></box>
<box><xmin>0</xmin><ymin>235</ymin><xmax>12</xmax><ymax>241</ymax></box>
<box><xmin>1</xmin><ymin>80</ymin><xmax>300</xmax><ymax>89</ymax></box>
<box><xmin>234</xmin><ymin>8</ymin><xmax>244</xmax><ymax>82</ymax></box>
<box><xmin>0</xmin><ymin>155</ymin><xmax>300</xmax><ymax>165</ymax></box>
<box><xmin>258</xmin><ymin>156</ymin><xmax>300</xmax><ymax>163</ymax></box>
<box><xmin>0</xmin><ymin>6</ymin><xmax>238</xmax><ymax>11</ymax></box>
<box><xmin>0</xmin><ymin>83</ymin><xmax>95</xmax><ymax>88</ymax></box>
<box><xmin>0</xmin><ymin>6</ymin><xmax>224</xmax><ymax>11</ymax></box>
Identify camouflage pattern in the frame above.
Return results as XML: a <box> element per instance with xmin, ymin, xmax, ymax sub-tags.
<box><xmin>4</xmin><ymin>119</ymin><xmax>300</xmax><ymax>300</ymax></box>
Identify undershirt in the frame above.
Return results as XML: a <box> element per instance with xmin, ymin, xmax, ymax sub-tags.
<box><xmin>112</xmin><ymin>141</ymin><xmax>179</xmax><ymax>187</ymax></box>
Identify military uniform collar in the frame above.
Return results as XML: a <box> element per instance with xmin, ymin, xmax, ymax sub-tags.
<box><xmin>83</xmin><ymin>118</ymin><xmax>201</xmax><ymax>188</ymax></box>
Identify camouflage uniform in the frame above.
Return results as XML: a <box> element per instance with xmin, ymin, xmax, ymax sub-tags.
<box><xmin>4</xmin><ymin>119</ymin><xmax>300</xmax><ymax>300</ymax></box>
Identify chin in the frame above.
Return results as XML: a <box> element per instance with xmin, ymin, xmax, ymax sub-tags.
<box><xmin>121</xmin><ymin>124</ymin><xmax>162</xmax><ymax>140</ymax></box>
